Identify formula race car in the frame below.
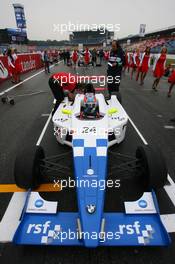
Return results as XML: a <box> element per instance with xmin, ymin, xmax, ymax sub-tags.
<box><xmin>0</xmin><ymin>87</ymin><xmax>171</xmax><ymax>247</ymax></box>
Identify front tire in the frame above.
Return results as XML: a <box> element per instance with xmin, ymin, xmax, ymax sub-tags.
<box><xmin>14</xmin><ymin>145</ymin><xmax>45</xmax><ymax>189</ymax></box>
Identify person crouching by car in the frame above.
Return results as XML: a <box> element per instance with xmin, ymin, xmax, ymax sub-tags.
<box><xmin>107</xmin><ymin>40</ymin><xmax>125</xmax><ymax>94</ymax></box>
<box><xmin>49</xmin><ymin>72</ymin><xmax>86</xmax><ymax>115</ymax></box>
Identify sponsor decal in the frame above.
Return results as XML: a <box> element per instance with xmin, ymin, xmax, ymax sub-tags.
<box><xmin>138</xmin><ymin>200</ymin><xmax>148</xmax><ymax>209</ymax></box>
<box><xmin>35</xmin><ymin>199</ymin><xmax>44</xmax><ymax>208</ymax></box>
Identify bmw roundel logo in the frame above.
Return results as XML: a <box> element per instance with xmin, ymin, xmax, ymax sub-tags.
<box><xmin>35</xmin><ymin>199</ymin><xmax>44</xmax><ymax>208</ymax></box>
<box><xmin>138</xmin><ymin>200</ymin><xmax>147</xmax><ymax>208</ymax></box>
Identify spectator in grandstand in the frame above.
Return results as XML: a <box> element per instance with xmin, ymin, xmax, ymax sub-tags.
<box><xmin>71</xmin><ymin>48</ymin><xmax>79</xmax><ymax>70</ymax></box>
<box><xmin>136</xmin><ymin>47</ymin><xmax>151</xmax><ymax>85</ymax></box>
<box><xmin>130</xmin><ymin>49</ymin><xmax>140</xmax><ymax>80</ymax></box>
<box><xmin>107</xmin><ymin>40</ymin><xmax>125</xmax><ymax>93</ymax></box>
<box><xmin>123</xmin><ymin>50</ymin><xmax>130</xmax><ymax>74</ymax></box>
<box><xmin>91</xmin><ymin>48</ymin><xmax>97</xmax><ymax>67</ymax></box>
<box><xmin>43</xmin><ymin>50</ymin><xmax>50</xmax><ymax>74</ymax></box>
<box><xmin>152</xmin><ymin>47</ymin><xmax>167</xmax><ymax>91</ymax></box>
<box><xmin>167</xmin><ymin>68</ymin><xmax>175</xmax><ymax>97</ymax></box>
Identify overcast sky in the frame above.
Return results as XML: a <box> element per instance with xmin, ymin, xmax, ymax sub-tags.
<box><xmin>0</xmin><ymin>0</ymin><xmax>175</xmax><ymax>41</ymax></box>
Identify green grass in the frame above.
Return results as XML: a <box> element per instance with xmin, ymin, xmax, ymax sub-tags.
<box><xmin>166</xmin><ymin>58</ymin><xmax>175</xmax><ymax>66</ymax></box>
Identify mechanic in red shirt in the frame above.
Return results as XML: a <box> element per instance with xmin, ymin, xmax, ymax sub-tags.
<box><xmin>49</xmin><ymin>72</ymin><xmax>81</xmax><ymax>114</ymax></box>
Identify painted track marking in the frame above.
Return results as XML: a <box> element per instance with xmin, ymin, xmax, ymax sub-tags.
<box><xmin>0</xmin><ymin>183</ymin><xmax>61</xmax><ymax>193</ymax></box>
<box><xmin>128</xmin><ymin>114</ymin><xmax>175</xmax><ymax>207</ymax></box>
<box><xmin>0</xmin><ymin>61</ymin><xmax>62</xmax><ymax>97</ymax></box>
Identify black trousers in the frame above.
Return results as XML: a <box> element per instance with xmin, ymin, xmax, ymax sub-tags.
<box><xmin>49</xmin><ymin>77</ymin><xmax>65</xmax><ymax>103</ymax></box>
<box><xmin>107</xmin><ymin>68</ymin><xmax>122</xmax><ymax>93</ymax></box>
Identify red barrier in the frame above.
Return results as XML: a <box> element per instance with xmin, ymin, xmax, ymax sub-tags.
<box><xmin>0</xmin><ymin>53</ymin><xmax>43</xmax><ymax>84</ymax></box>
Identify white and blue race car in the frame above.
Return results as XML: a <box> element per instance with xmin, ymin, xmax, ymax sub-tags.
<box><xmin>0</xmin><ymin>88</ymin><xmax>171</xmax><ymax>247</ymax></box>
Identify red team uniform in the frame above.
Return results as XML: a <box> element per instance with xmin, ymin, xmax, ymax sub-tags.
<box><xmin>153</xmin><ymin>54</ymin><xmax>167</xmax><ymax>78</ymax></box>
<box><xmin>51</xmin><ymin>72</ymin><xmax>77</xmax><ymax>92</ymax></box>
<box><xmin>104</xmin><ymin>51</ymin><xmax>110</xmax><ymax>61</ymax></box>
<box><xmin>130</xmin><ymin>52</ymin><xmax>140</xmax><ymax>68</ymax></box>
<box><xmin>168</xmin><ymin>70</ymin><xmax>175</xmax><ymax>84</ymax></box>
<box><xmin>72</xmin><ymin>51</ymin><xmax>78</xmax><ymax>63</ymax></box>
<box><xmin>139</xmin><ymin>53</ymin><xmax>151</xmax><ymax>73</ymax></box>
<box><xmin>84</xmin><ymin>49</ymin><xmax>91</xmax><ymax>64</ymax></box>
<box><xmin>124</xmin><ymin>52</ymin><xmax>130</xmax><ymax>69</ymax></box>
<box><xmin>130</xmin><ymin>52</ymin><xmax>135</xmax><ymax>68</ymax></box>
<box><xmin>14</xmin><ymin>55</ymin><xmax>21</xmax><ymax>74</ymax></box>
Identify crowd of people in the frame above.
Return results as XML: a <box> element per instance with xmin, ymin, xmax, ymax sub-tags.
<box><xmin>124</xmin><ymin>46</ymin><xmax>175</xmax><ymax>97</ymax></box>
<box><xmin>3</xmin><ymin>43</ymin><xmax>175</xmax><ymax>98</ymax></box>
<box><xmin>59</xmin><ymin>48</ymin><xmax>110</xmax><ymax>68</ymax></box>
<box><xmin>47</xmin><ymin>40</ymin><xmax>175</xmax><ymax>123</ymax></box>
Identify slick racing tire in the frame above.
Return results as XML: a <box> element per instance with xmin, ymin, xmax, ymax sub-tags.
<box><xmin>136</xmin><ymin>145</ymin><xmax>168</xmax><ymax>190</ymax></box>
<box><xmin>14</xmin><ymin>145</ymin><xmax>45</xmax><ymax>190</ymax></box>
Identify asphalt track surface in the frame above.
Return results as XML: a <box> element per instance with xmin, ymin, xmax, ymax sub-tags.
<box><xmin>0</xmin><ymin>61</ymin><xmax>175</xmax><ymax>263</ymax></box>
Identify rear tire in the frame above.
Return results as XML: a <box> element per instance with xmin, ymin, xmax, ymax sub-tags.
<box><xmin>136</xmin><ymin>145</ymin><xmax>168</xmax><ymax>190</ymax></box>
<box><xmin>14</xmin><ymin>145</ymin><xmax>45</xmax><ymax>189</ymax></box>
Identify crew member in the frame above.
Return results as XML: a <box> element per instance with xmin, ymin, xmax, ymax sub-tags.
<box><xmin>49</xmin><ymin>72</ymin><xmax>84</xmax><ymax>114</ymax></box>
<box><xmin>107</xmin><ymin>40</ymin><xmax>125</xmax><ymax>93</ymax></box>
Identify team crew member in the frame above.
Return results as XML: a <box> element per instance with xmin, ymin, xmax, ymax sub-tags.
<box><xmin>130</xmin><ymin>49</ymin><xmax>140</xmax><ymax>80</ymax></box>
<box><xmin>136</xmin><ymin>47</ymin><xmax>151</xmax><ymax>85</ymax></box>
<box><xmin>152</xmin><ymin>47</ymin><xmax>167</xmax><ymax>91</ymax></box>
<box><xmin>71</xmin><ymin>49</ymin><xmax>79</xmax><ymax>69</ymax></box>
<box><xmin>49</xmin><ymin>72</ymin><xmax>85</xmax><ymax>114</ymax></box>
<box><xmin>91</xmin><ymin>48</ymin><xmax>97</xmax><ymax>66</ymax></box>
<box><xmin>107</xmin><ymin>40</ymin><xmax>125</xmax><ymax>93</ymax></box>
<box><xmin>65</xmin><ymin>49</ymin><xmax>71</xmax><ymax>65</ymax></box>
<box><xmin>167</xmin><ymin>69</ymin><xmax>175</xmax><ymax>97</ymax></box>
<box><xmin>43</xmin><ymin>50</ymin><xmax>50</xmax><ymax>74</ymax></box>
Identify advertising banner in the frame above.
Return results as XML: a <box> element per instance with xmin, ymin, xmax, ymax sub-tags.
<box><xmin>13</xmin><ymin>4</ymin><xmax>26</xmax><ymax>29</ymax></box>
<box><xmin>0</xmin><ymin>53</ymin><xmax>43</xmax><ymax>84</ymax></box>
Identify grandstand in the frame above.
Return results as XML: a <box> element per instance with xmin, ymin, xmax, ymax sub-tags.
<box><xmin>119</xmin><ymin>25</ymin><xmax>175</xmax><ymax>54</ymax></box>
<box><xmin>69</xmin><ymin>29</ymin><xmax>114</xmax><ymax>48</ymax></box>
